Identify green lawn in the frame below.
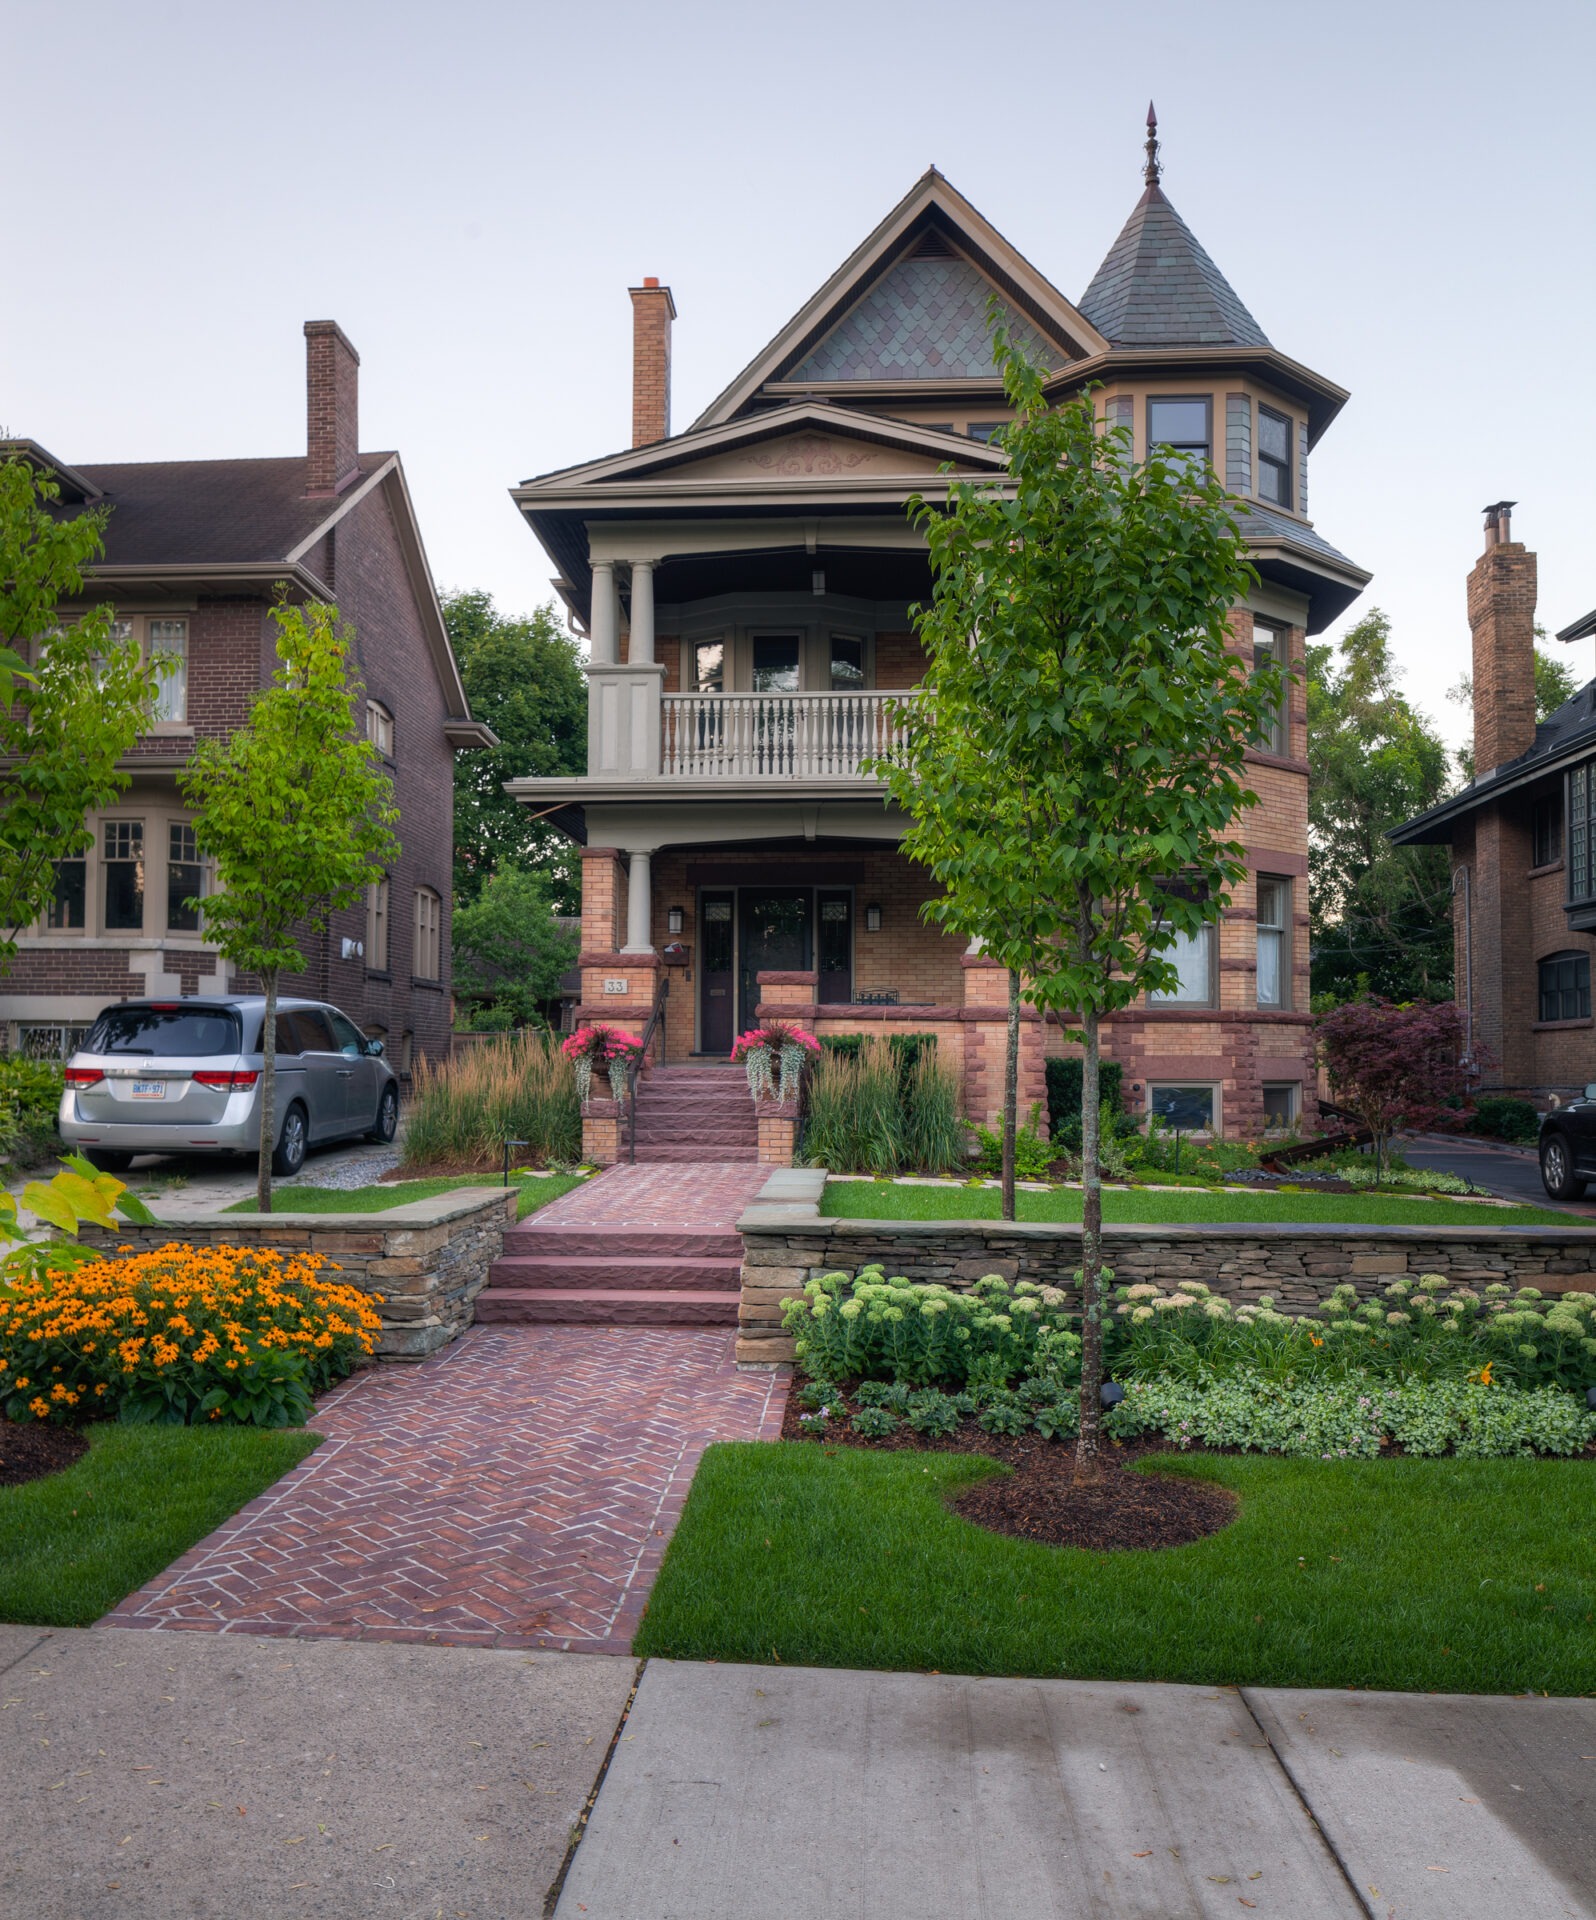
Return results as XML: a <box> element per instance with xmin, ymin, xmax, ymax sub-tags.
<box><xmin>0</xmin><ymin>1425</ymin><xmax>321</xmax><ymax>1626</ymax></box>
<box><xmin>225</xmin><ymin>1170</ymin><xmax>585</xmax><ymax>1222</ymax></box>
<box><xmin>635</xmin><ymin>1441</ymin><xmax>1596</xmax><ymax>1694</ymax></box>
<box><xmin>821</xmin><ymin>1178</ymin><xmax>1581</xmax><ymax>1230</ymax></box>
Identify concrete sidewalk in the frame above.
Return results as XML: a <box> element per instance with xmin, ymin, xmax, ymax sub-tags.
<box><xmin>556</xmin><ymin>1660</ymin><xmax>1596</xmax><ymax>1920</ymax></box>
<box><xmin>0</xmin><ymin>1623</ymin><xmax>634</xmax><ymax>1920</ymax></box>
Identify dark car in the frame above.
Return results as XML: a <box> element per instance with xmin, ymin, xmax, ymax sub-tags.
<box><xmin>1538</xmin><ymin>1089</ymin><xmax>1596</xmax><ymax>1199</ymax></box>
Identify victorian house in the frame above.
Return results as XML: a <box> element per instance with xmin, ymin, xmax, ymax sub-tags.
<box><xmin>1393</xmin><ymin>505</ymin><xmax>1596</xmax><ymax>1103</ymax></box>
<box><xmin>510</xmin><ymin>127</ymin><xmax>1368</xmax><ymax>1157</ymax></box>
<box><xmin>2</xmin><ymin>322</ymin><xmax>494</xmax><ymax>1071</ymax></box>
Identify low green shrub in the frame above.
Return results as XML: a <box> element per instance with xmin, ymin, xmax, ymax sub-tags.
<box><xmin>1106</xmin><ymin>1371</ymin><xmax>1596</xmax><ymax>1459</ymax></box>
<box><xmin>904</xmin><ymin>1390</ymin><xmax>961</xmax><ymax>1437</ymax></box>
<box><xmin>973</xmin><ymin>1103</ymin><xmax>1053</xmax><ymax>1178</ymax></box>
<box><xmin>0</xmin><ymin>1056</ymin><xmax>65</xmax><ymax>1170</ymax></box>
<box><xmin>1045</xmin><ymin>1058</ymin><xmax>1126</xmax><ymax>1151</ymax></box>
<box><xmin>1338</xmin><ymin>1165</ymin><xmax>1475</xmax><ymax>1196</ymax></box>
<box><xmin>782</xmin><ymin>1267</ymin><xmax>1082</xmax><ymax>1390</ymax></box>
<box><xmin>850</xmin><ymin>1405</ymin><xmax>900</xmax><ymax>1438</ymax></box>
<box><xmin>1468</xmin><ymin>1095</ymin><xmax>1542</xmax><ymax>1145</ymax></box>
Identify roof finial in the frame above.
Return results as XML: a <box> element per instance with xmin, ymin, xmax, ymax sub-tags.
<box><xmin>1143</xmin><ymin>101</ymin><xmax>1161</xmax><ymax>188</ymax></box>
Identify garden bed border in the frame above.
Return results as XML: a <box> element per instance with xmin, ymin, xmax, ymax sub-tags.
<box><xmin>79</xmin><ymin>1187</ymin><xmax>518</xmax><ymax>1361</ymax></box>
<box><xmin>733</xmin><ymin>1173</ymin><xmax>1596</xmax><ymax>1366</ymax></box>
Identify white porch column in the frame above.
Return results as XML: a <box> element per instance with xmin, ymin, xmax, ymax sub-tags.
<box><xmin>628</xmin><ymin>560</ymin><xmax>655</xmax><ymax>666</ymax></box>
<box><xmin>589</xmin><ymin>560</ymin><xmax>618</xmax><ymax>666</ymax></box>
<box><xmin>622</xmin><ymin>850</ymin><xmax>654</xmax><ymax>952</ymax></box>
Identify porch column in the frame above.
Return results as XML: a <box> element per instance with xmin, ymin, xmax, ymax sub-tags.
<box><xmin>628</xmin><ymin>560</ymin><xmax>655</xmax><ymax>666</ymax></box>
<box><xmin>589</xmin><ymin>560</ymin><xmax>618</xmax><ymax>666</ymax></box>
<box><xmin>622</xmin><ymin>850</ymin><xmax>654</xmax><ymax>952</ymax></box>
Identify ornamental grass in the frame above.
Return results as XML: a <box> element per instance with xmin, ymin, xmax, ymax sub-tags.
<box><xmin>401</xmin><ymin>1030</ymin><xmax>580</xmax><ymax>1172</ymax></box>
<box><xmin>0</xmin><ymin>1245</ymin><xmax>381</xmax><ymax>1428</ymax></box>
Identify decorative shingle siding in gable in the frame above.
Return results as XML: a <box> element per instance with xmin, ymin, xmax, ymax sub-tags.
<box><xmin>789</xmin><ymin>256</ymin><xmax>1059</xmax><ymax>382</ymax></box>
<box><xmin>1225</xmin><ymin>393</ymin><xmax>1252</xmax><ymax>496</ymax></box>
<box><xmin>1077</xmin><ymin>187</ymin><xmax>1269</xmax><ymax>349</ymax></box>
<box><xmin>1105</xmin><ymin>394</ymin><xmax>1135</xmax><ymax>445</ymax></box>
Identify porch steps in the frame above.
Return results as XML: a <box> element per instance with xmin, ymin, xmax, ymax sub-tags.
<box><xmin>475</xmin><ymin>1288</ymin><xmax>739</xmax><ymax>1327</ymax></box>
<box><xmin>628</xmin><ymin>1064</ymin><xmax>758</xmax><ymax>1166</ymax></box>
<box><xmin>482</xmin><ymin>1254</ymin><xmax>744</xmax><ymax>1292</ymax></box>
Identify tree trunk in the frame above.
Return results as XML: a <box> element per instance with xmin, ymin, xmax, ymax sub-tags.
<box><xmin>1001</xmin><ymin>968</ymin><xmax>1021</xmax><ymax>1222</ymax></box>
<box><xmin>1073</xmin><ymin>1002</ymin><xmax>1105</xmax><ymax>1485</ymax></box>
<box><xmin>256</xmin><ymin>970</ymin><xmax>278</xmax><ymax>1215</ymax></box>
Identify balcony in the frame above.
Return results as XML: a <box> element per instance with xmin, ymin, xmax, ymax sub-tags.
<box><xmin>660</xmin><ymin>689</ymin><xmax>914</xmax><ymax>780</ymax></box>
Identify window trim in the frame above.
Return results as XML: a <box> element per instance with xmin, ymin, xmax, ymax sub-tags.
<box><xmin>55</xmin><ymin>615</ymin><xmax>190</xmax><ymax>728</ymax></box>
<box><xmin>366</xmin><ymin>874</ymin><xmax>391</xmax><ymax>975</ymax></box>
<box><xmin>366</xmin><ymin>699</ymin><xmax>395</xmax><ymax>759</ymax></box>
<box><xmin>1146</xmin><ymin>393</ymin><xmax>1213</xmax><ymax>469</ymax></box>
<box><xmin>32</xmin><ymin>806</ymin><xmax>208</xmax><ymax>941</ymax></box>
<box><xmin>1256</xmin><ymin>405</ymin><xmax>1293</xmax><ymax>509</ymax></box>
<box><xmin>1146</xmin><ymin>1082</ymin><xmax>1221</xmax><ymax>1134</ymax></box>
<box><xmin>1537</xmin><ymin>950</ymin><xmax>1591</xmax><ymax>1024</ymax></box>
<box><xmin>1256</xmin><ymin>874</ymin><xmax>1291</xmax><ymax>1009</ymax></box>
<box><xmin>412</xmin><ymin>885</ymin><xmax>442</xmax><ymax>984</ymax></box>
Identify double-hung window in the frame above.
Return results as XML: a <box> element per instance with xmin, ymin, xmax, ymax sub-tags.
<box><xmin>147</xmin><ymin>620</ymin><xmax>188</xmax><ymax>723</ymax></box>
<box><xmin>1257</xmin><ymin>407</ymin><xmax>1293</xmax><ymax>508</ymax></box>
<box><xmin>1149</xmin><ymin>923</ymin><xmax>1215</xmax><ymax>1005</ymax></box>
<box><xmin>1256</xmin><ymin>877</ymin><xmax>1290</xmax><ymax>1007</ymax></box>
<box><xmin>367</xmin><ymin>876</ymin><xmax>390</xmax><ymax>972</ymax></box>
<box><xmin>167</xmin><ymin>823</ymin><xmax>204</xmax><ymax>932</ymax></box>
<box><xmin>1252</xmin><ymin>626</ymin><xmax>1289</xmax><ymax>755</ymax></box>
<box><xmin>103</xmin><ymin>821</ymin><xmax>145</xmax><ymax>931</ymax></box>
<box><xmin>413</xmin><ymin>887</ymin><xmax>441</xmax><ymax>982</ymax></box>
<box><xmin>1148</xmin><ymin>397</ymin><xmax>1212</xmax><ymax>476</ymax></box>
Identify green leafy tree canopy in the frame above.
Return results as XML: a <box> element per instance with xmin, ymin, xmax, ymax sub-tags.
<box><xmin>0</xmin><ymin>458</ymin><xmax>155</xmax><ymax>964</ymax></box>
<box><xmin>180</xmin><ymin>601</ymin><xmax>399</xmax><ymax>1211</ymax></box>
<box><xmin>1307</xmin><ymin>610</ymin><xmax>1453</xmax><ymax>1003</ymax></box>
<box><xmin>445</xmin><ymin>591</ymin><xmax>586</xmax><ymax>905</ymax></box>
<box><xmin>877</xmin><ymin>332</ymin><xmax>1274</xmax><ymax>1479</ymax></box>
<box><xmin>452</xmin><ymin>865</ymin><xmax>577</xmax><ymax>1026</ymax></box>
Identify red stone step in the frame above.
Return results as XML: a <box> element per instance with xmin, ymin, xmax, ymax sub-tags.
<box><xmin>631</xmin><ymin>1125</ymin><xmax>757</xmax><ymax>1145</ymax></box>
<box><xmin>504</xmin><ymin>1228</ymin><xmax>744</xmax><ymax>1259</ymax></box>
<box><xmin>633</xmin><ymin>1143</ymin><xmax>760</xmax><ymax>1163</ymax></box>
<box><xmin>486</xmin><ymin>1255</ymin><xmax>743</xmax><ymax>1292</ymax></box>
<box><xmin>474</xmin><ymin>1288</ymin><xmax>739</xmax><ymax>1326</ymax></box>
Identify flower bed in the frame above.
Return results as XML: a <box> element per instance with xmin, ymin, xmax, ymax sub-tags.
<box><xmin>780</xmin><ymin>1267</ymin><xmax>1596</xmax><ymax>1460</ymax></box>
<box><xmin>0</xmin><ymin>1244</ymin><xmax>382</xmax><ymax>1428</ymax></box>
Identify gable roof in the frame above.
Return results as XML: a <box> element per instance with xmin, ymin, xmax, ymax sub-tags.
<box><xmin>693</xmin><ymin>170</ymin><xmax>1109</xmax><ymax>428</ymax></box>
<box><xmin>1078</xmin><ymin>184</ymin><xmax>1269</xmax><ymax>349</ymax></box>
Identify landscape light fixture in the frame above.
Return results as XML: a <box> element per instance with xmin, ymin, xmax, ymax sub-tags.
<box><xmin>865</xmin><ymin>903</ymin><xmax>882</xmax><ymax>932</ymax></box>
<box><xmin>1100</xmin><ymin>1381</ymin><xmax>1126</xmax><ymax>1409</ymax></box>
<box><xmin>667</xmin><ymin>906</ymin><xmax>684</xmax><ymax>935</ymax></box>
<box><xmin>502</xmin><ymin>1138</ymin><xmax>529</xmax><ymax>1188</ymax></box>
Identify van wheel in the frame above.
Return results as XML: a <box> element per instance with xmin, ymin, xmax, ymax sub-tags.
<box><xmin>367</xmin><ymin>1083</ymin><xmax>399</xmax><ymax>1144</ymax></box>
<box><xmin>1540</xmin><ymin>1134</ymin><xmax>1586</xmax><ymax>1200</ymax></box>
<box><xmin>271</xmin><ymin>1104</ymin><xmax>308</xmax><ymax>1177</ymax></box>
<box><xmin>84</xmin><ymin>1148</ymin><xmax>133</xmax><ymax>1174</ymax></box>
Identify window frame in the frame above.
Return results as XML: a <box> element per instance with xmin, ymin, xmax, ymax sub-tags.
<box><xmin>1146</xmin><ymin>394</ymin><xmax>1213</xmax><ymax>471</ymax></box>
<box><xmin>1567</xmin><ymin>763</ymin><xmax>1596</xmax><ymax>905</ymax></box>
<box><xmin>412</xmin><ymin>885</ymin><xmax>442</xmax><ymax>983</ymax></box>
<box><xmin>1252</xmin><ymin>624</ymin><xmax>1290</xmax><ymax>756</ymax></box>
<box><xmin>1260</xmin><ymin>1081</ymin><xmax>1299</xmax><ymax>1129</ymax></box>
<box><xmin>366</xmin><ymin>699</ymin><xmax>395</xmax><ymax>759</ymax></box>
<box><xmin>1147</xmin><ymin>1082</ymin><xmax>1220</xmax><ymax>1134</ymax></box>
<box><xmin>54</xmin><ymin>615</ymin><xmax>190</xmax><ymax>727</ymax></box>
<box><xmin>1147</xmin><ymin>919</ymin><xmax>1217</xmax><ymax>1007</ymax></box>
<box><xmin>1532</xmin><ymin>792</ymin><xmax>1564</xmax><ymax>870</ymax></box>
<box><xmin>166</xmin><ymin>820</ymin><xmax>205</xmax><ymax>934</ymax></box>
<box><xmin>1256</xmin><ymin>405</ymin><xmax>1293</xmax><ymax>509</ymax></box>
<box><xmin>101</xmin><ymin>818</ymin><xmax>146</xmax><ymax>933</ymax></box>
<box><xmin>1255</xmin><ymin>875</ymin><xmax>1291</xmax><ymax>1009</ymax></box>
<box><xmin>1537</xmin><ymin>950</ymin><xmax>1591</xmax><ymax>1024</ymax></box>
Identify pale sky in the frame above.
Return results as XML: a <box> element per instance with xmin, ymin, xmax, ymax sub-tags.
<box><xmin>7</xmin><ymin>0</ymin><xmax>1593</xmax><ymax>753</ymax></box>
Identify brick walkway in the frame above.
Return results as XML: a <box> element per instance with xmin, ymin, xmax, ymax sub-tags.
<box><xmin>530</xmin><ymin>1160</ymin><xmax>771</xmax><ymax>1234</ymax></box>
<box><xmin>103</xmin><ymin>1326</ymin><xmax>786</xmax><ymax>1652</ymax></box>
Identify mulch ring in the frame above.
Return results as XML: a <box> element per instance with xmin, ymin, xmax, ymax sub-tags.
<box><xmin>779</xmin><ymin>1388</ymin><xmax>1236</xmax><ymax>1551</ymax></box>
<box><xmin>1</xmin><ymin>1420</ymin><xmax>88</xmax><ymax>1490</ymax></box>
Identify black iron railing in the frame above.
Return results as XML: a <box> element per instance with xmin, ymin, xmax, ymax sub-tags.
<box><xmin>626</xmin><ymin>975</ymin><xmax>670</xmax><ymax>1164</ymax></box>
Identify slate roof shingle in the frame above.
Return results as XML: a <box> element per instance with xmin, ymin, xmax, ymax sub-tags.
<box><xmin>1078</xmin><ymin>185</ymin><xmax>1269</xmax><ymax>349</ymax></box>
<box><xmin>57</xmin><ymin>453</ymin><xmax>392</xmax><ymax>567</ymax></box>
<box><xmin>1232</xmin><ymin>502</ymin><xmax>1360</xmax><ymax>572</ymax></box>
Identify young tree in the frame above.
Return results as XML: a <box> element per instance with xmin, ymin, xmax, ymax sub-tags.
<box><xmin>452</xmin><ymin>865</ymin><xmax>578</xmax><ymax>1027</ymax></box>
<box><xmin>1308</xmin><ymin>611</ymin><xmax>1456</xmax><ymax>1004</ymax></box>
<box><xmin>181</xmin><ymin>601</ymin><xmax>398</xmax><ymax>1212</ymax></box>
<box><xmin>445</xmin><ymin>592</ymin><xmax>586</xmax><ymax>905</ymax></box>
<box><xmin>0</xmin><ymin>457</ymin><xmax>155</xmax><ymax>962</ymax></box>
<box><xmin>1317</xmin><ymin>997</ymin><xmax>1474</xmax><ymax>1180</ymax></box>
<box><xmin>879</xmin><ymin>334</ymin><xmax>1275</xmax><ymax>1482</ymax></box>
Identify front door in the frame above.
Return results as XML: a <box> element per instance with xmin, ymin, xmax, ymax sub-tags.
<box><xmin>699</xmin><ymin>892</ymin><xmax>736</xmax><ymax>1055</ymax></box>
<box><xmin>739</xmin><ymin>889</ymin><xmax>811</xmax><ymax>1035</ymax></box>
<box><xmin>817</xmin><ymin>890</ymin><xmax>853</xmax><ymax>1003</ymax></box>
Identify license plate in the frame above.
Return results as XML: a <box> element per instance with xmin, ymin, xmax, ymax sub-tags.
<box><xmin>131</xmin><ymin>1080</ymin><xmax>166</xmax><ymax>1100</ymax></box>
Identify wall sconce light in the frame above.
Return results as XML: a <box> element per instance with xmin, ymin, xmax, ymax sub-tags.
<box><xmin>667</xmin><ymin>906</ymin><xmax>685</xmax><ymax>935</ymax></box>
<box><xmin>865</xmin><ymin>903</ymin><xmax>882</xmax><ymax>932</ymax></box>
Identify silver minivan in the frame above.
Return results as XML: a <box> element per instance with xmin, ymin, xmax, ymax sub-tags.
<box><xmin>58</xmin><ymin>996</ymin><xmax>400</xmax><ymax>1175</ymax></box>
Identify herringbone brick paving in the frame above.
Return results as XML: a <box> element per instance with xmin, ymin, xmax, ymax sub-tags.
<box><xmin>103</xmin><ymin>1325</ymin><xmax>786</xmax><ymax>1652</ymax></box>
<box><xmin>528</xmin><ymin>1160</ymin><xmax>770</xmax><ymax>1233</ymax></box>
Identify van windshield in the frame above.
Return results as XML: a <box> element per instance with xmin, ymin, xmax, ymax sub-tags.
<box><xmin>85</xmin><ymin>1007</ymin><xmax>242</xmax><ymax>1057</ymax></box>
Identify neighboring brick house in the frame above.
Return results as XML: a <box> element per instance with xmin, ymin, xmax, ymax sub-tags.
<box><xmin>509</xmin><ymin>135</ymin><xmax>1369</xmax><ymax>1155</ymax></box>
<box><xmin>2</xmin><ymin>320</ymin><xmax>495</xmax><ymax>1071</ymax></box>
<box><xmin>1393</xmin><ymin>505</ymin><xmax>1596</xmax><ymax>1103</ymax></box>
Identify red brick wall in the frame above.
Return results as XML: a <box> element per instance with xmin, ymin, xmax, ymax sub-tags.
<box><xmin>629</xmin><ymin>283</ymin><xmax>673</xmax><ymax>448</ymax></box>
<box><xmin>875</xmin><ymin>631</ymin><xmax>928</xmax><ymax>688</ymax></box>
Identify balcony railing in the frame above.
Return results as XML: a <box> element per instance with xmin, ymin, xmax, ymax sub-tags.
<box><xmin>660</xmin><ymin>689</ymin><xmax>915</xmax><ymax>779</ymax></box>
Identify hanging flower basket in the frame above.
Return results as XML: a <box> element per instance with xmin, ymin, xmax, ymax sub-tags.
<box><xmin>561</xmin><ymin>1022</ymin><xmax>644</xmax><ymax>1104</ymax></box>
<box><xmin>731</xmin><ymin>1020</ymin><xmax>821</xmax><ymax>1106</ymax></box>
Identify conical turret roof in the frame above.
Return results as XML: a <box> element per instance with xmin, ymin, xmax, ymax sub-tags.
<box><xmin>1078</xmin><ymin>181</ymin><xmax>1269</xmax><ymax>349</ymax></box>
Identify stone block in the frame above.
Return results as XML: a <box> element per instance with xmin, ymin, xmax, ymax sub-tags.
<box><xmin>736</xmin><ymin>1334</ymin><xmax>796</xmax><ymax>1368</ymax></box>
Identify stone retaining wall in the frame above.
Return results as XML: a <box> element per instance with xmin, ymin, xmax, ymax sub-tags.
<box><xmin>733</xmin><ymin>1173</ymin><xmax>1596</xmax><ymax>1366</ymax></box>
<box><xmin>80</xmin><ymin>1188</ymin><xmax>518</xmax><ymax>1360</ymax></box>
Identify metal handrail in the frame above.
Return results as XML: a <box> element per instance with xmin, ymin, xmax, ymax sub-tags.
<box><xmin>626</xmin><ymin>975</ymin><xmax>670</xmax><ymax>1164</ymax></box>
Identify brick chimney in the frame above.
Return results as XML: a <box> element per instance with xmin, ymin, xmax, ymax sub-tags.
<box><xmin>628</xmin><ymin>278</ymin><xmax>676</xmax><ymax>448</ymax></box>
<box><xmin>304</xmin><ymin>320</ymin><xmax>360</xmax><ymax>495</ymax></box>
<box><xmin>1468</xmin><ymin>500</ymin><xmax>1537</xmax><ymax>779</ymax></box>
